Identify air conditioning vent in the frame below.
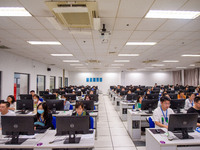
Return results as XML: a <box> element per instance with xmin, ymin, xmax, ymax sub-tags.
<box><xmin>0</xmin><ymin>45</ymin><xmax>10</xmax><ymax>49</ymax></box>
<box><xmin>86</xmin><ymin>59</ymin><xmax>100</xmax><ymax>63</ymax></box>
<box><xmin>127</xmin><ymin>68</ymin><xmax>136</xmax><ymax>71</ymax></box>
<box><xmin>142</xmin><ymin>60</ymin><xmax>158</xmax><ymax>63</ymax></box>
<box><xmin>109</xmin><ymin>52</ymin><xmax>117</xmax><ymax>55</ymax></box>
<box><xmin>46</xmin><ymin>1</ymin><xmax>98</xmax><ymax>28</ymax></box>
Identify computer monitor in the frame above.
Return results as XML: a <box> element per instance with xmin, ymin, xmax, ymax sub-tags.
<box><xmin>65</xmin><ymin>94</ymin><xmax>76</xmax><ymax>100</ymax></box>
<box><xmin>167</xmin><ymin>90</ymin><xmax>175</xmax><ymax>94</ymax></box>
<box><xmin>56</xmin><ymin>116</ymin><xmax>89</xmax><ymax>143</ymax></box>
<box><xmin>168</xmin><ymin>113</ymin><xmax>198</xmax><ymax>139</ymax></box>
<box><xmin>39</xmin><ymin>91</ymin><xmax>49</xmax><ymax>96</ymax></box>
<box><xmin>0</xmin><ymin>100</ymin><xmax>4</xmax><ymax>103</ymax></box>
<box><xmin>89</xmin><ymin>94</ymin><xmax>98</xmax><ymax>102</ymax></box>
<box><xmin>46</xmin><ymin>100</ymin><xmax>64</xmax><ymax>114</ymax></box>
<box><xmin>81</xmin><ymin>88</ymin><xmax>87</xmax><ymax>94</ymax></box>
<box><xmin>43</xmin><ymin>94</ymin><xmax>56</xmax><ymax>100</ymax></box>
<box><xmin>116</xmin><ymin>89</ymin><xmax>121</xmax><ymax>94</ymax></box>
<box><xmin>147</xmin><ymin>94</ymin><xmax>159</xmax><ymax>99</ymax></box>
<box><xmin>151</xmin><ymin>90</ymin><xmax>160</xmax><ymax>94</ymax></box>
<box><xmin>57</xmin><ymin>91</ymin><xmax>65</xmax><ymax>95</ymax></box>
<box><xmin>141</xmin><ymin>99</ymin><xmax>158</xmax><ymax>114</ymax></box>
<box><xmin>65</xmin><ymin>89</ymin><xmax>73</xmax><ymax>93</ymax></box>
<box><xmin>19</xmin><ymin>94</ymin><xmax>32</xmax><ymax>100</ymax></box>
<box><xmin>168</xmin><ymin>93</ymin><xmax>177</xmax><ymax>99</ymax></box>
<box><xmin>134</xmin><ymin>91</ymin><xmax>144</xmax><ymax>95</ymax></box>
<box><xmin>170</xmin><ymin>99</ymin><xmax>185</xmax><ymax>113</ymax></box>
<box><xmin>2</xmin><ymin>116</ymin><xmax>34</xmax><ymax>144</ymax></box>
<box><xmin>16</xmin><ymin>100</ymin><xmax>34</xmax><ymax>114</ymax></box>
<box><xmin>126</xmin><ymin>94</ymin><xmax>138</xmax><ymax>101</ymax></box>
<box><xmin>75</xmin><ymin>91</ymin><xmax>81</xmax><ymax>96</ymax></box>
<box><xmin>52</xmin><ymin>89</ymin><xmax>59</xmax><ymax>93</ymax></box>
<box><xmin>78</xmin><ymin>100</ymin><xmax>94</xmax><ymax>111</ymax></box>
<box><xmin>120</xmin><ymin>91</ymin><xmax>127</xmax><ymax>96</ymax></box>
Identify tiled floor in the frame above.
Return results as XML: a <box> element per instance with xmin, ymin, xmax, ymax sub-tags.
<box><xmin>93</xmin><ymin>95</ymin><xmax>146</xmax><ymax>150</ymax></box>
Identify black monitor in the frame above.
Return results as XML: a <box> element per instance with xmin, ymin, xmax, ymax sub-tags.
<box><xmin>43</xmin><ymin>94</ymin><xmax>56</xmax><ymax>100</ymax></box>
<box><xmin>168</xmin><ymin>93</ymin><xmax>177</xmax><ymax>99</ymax></box>
<box><xmin>151</xmin><ymin>90</ymin><xmax>160</xmax><ymax>94</ymax></box>
<box><xmin>65</xmin><ymin>94</ymin><xmax>76</xmax><ymax>100</ymax></box>
<box><xmin>2</xmin><ymin>116</ymin><xmax>34</xmax><ymax>144</ymax></box>
<box><xmin>167</xmin><ymin>90</ymin><xmax>175</xmax><ymax>94</ymax></box>
<box><xmin>57</xmin><ymin>91</ymin><xmax>65</xmax><ymax>95</ymax></box>
<box><xmin>89</xmin><ymin>94</ymin><xmax>98</xmax><ymax>102</ymax></box>
<box><xmin>75</xmin><ymin>91</ymin><xmax>81</xmax><ymax>96</ymax></box>
<box><xmin>16</xmin><ymin>100</ymin><xmax>33</xmax><ymax>114</ymax></box>
<box><xmin>126</xmin><ymin>94</ymin><xmax>138</xmax><ymax>101</ymax></box>
<box><xmin>78</xmin><ymin>100</ymin><xmax>94</xmax><ymax>111</ymax></box>
<box><xmin>147</xmin><ymin>94</ymin><xmax>159</xmax><ymax>99</ymax></box>
<box><xmin>116</xmin><ymin>89</ymin><xmax>121</xmax><ymax>94</ymax></box>
<box><xmin>120</xmin><ymin>91</ymin><xmax>127</xmax><ymax>96</ymax></box>
<box><xmin>52</xmin><ymin>89</ymin><xmax>59</xmax><ymax>93</ymax></box>
<box><xmin>135</xmin><ymin>91</ymin><xmax>144</xmax><ymax>95</ymax></box>
<box><xmin>141</xmin><ymin>99</ymin><xmax>158</xmax><ymax>114</ymax></box>
<box><xmin>65</xmin><ymin>89</ymin><xmax>73</xmax><ymax>93</ymax></box>
<box><xmin>168</xmin><ymin>113</ymin><xmax>198</xmax><ymax>139</ymax></box>
<box><xmin>19</xmin><ymin>94</ymin><xmax>32</xmax><ymax>100</ymax></box>
<box><xmin>81</xmin><ymin>89</ymin><xmax>87</xmax><ymax>94</ymax></box>
<box><xmin>39</xmin><ymin>91</ymin><xmax>49</xmax><ymax>96</ymax></box>
<box><xmin>0</xmin><ymin>100</ymin><xmax>4</xmax><ymax>103</ymax></box>
<box><xmin>46</xmin><ymin>100</ymin><xmax>64</xmax><ymax>114</ymax></box>
<box><xmin>170</xmin><ymin>99</ymin><xmax>185</xmax><ymax>113</ymax></box>
<box><xmin>56</xmin><ymin>116</ymin><xmax>89</xmax><ymax>143</ymax></box>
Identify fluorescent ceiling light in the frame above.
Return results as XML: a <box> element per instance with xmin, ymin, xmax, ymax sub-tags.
<box><xmin>51</xmin><ymin>54</ymin><xmax>73</xmax><ymax>56</ymax></box>
<box><xmin>152</xmin><ymin>64</ymin><xmax>165</xmax><ymax>67</ymax></box>
<box><xmin>190</xmin><ymin>64</ymin><xmax>195</xmax><ymax>67</ymax></box>
<box><xmin>145</xmin><ymin>10</ymin><xmax>200</xmax><ymax>19</ymax></box>
<box><xmin>63</xmin><ymin>60</ymin><xmax>79</xmax><ymax>62</ymax></box>
<box><xmin>145</xmin><ymin>67</ymin><xmax>154</xmax><ymax>69</ymax></box>
<box><xmin>70</xmin><ymin>64</ymin><xmax>83</xmax><ymax>66</ymax></box>
<box><xmin>126</xmin><ymin>42</ymin><xmax>156</xmax><ymax>45</ymax></box>
<box><xmin>27</xmin><ymin>41</ymin><xmax>61</xmax><ymax>45</ymax></box>
<box><xmin>114</xmin><ymin>60</ymin><xmax>130</xmax><ymax>62</ymax></box>
<box><xmin>162</xmin><ymin>60</ymin><xmax>179</xmax><ymax>63</ymax></box>
<box><xmin>53</xmin><ymin>7</ymin><xmax>88</xmax><ymax>13</ymax></box>
<box><xmin>176</xmin><ymin>67</ymin><xmax>187</xmax><ymax>69</ymax></box>
<box><xmin>118</xmin><ymin>54</ymin><xmax>139</xmax><ymax>56</ymax></box>
<box><xmin>0</xmin><ymin>7</ymin><xmax>32</xmax><ymax>16</ymax></box>
<box><xmin>111</xmin><ymin>64</ymin><xmax>124</xmax><ymax>66</ymax></box>
<box><xmin>182</xmin><ymin>54</ymin><xmax>200</xmax><ymax>57</ymax></box>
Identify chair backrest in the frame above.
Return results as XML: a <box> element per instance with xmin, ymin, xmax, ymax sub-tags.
<box><xmin>90</xmin><ymin>116</ymin><xmax>94</xmax><ymax>129</ymax></box>
<box><xmin>52</xmin><ymin>116</ymin><xmax>56</xmax><ymax>129</ymax></box>
<box><xmin>147</xmin><ymin>116</ymin><xmax>155</xmax><ymax>128</ymax></box>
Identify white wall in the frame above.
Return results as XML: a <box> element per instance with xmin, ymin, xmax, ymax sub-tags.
<box><xmin>68</xmin><ymin>72</ymin><xmax>121</xmax><ymax>94</ymax></box>
<box><xmin>124</xmin><ymin>71</ymin><xmax>173</xmax><ymax>86</ymax></box>
<box><xmin>0</xmin><ymin>50</ymin><xmax>68</xmax><ymax>100</ymax></box>
<box><xmin>68</xmin><ymin>71</ymin><xmax>173</xmax><ymax>94</ymax></box>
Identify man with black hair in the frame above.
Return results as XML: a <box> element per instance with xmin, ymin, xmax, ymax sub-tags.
<box><xmin>0</xmin><ymin>102</ymin><xmax>16</xmax><ymax>129</ymax></box>
<box><xmin>187</xmin><ymin>96</ymin><xmax>200</xmax><ymax>127</ymax></box>
<box><xmin>153</xmin><ymin>96</ymin><xmax>174</xmax><ymax>129</ymax></box>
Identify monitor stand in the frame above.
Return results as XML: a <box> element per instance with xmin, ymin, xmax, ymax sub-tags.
<box><xmin>52</xmin><ymin>108</ymin><xmax>59</xmax><ymax>114</ymax></box>
<box><xmin>145</xmin><ymin>108</ymin><xmax>153</xmax><ymax>114</ymax></box>
<box><xmin>5</xmin><ymin>133</ymin><xmax>27</xmax><ymax>145</ymax></box>
<box><xmin>64</xmin><ymin>131</ymin><xmax>81</xmax><ymax>144</ymax></box>
<box><xmin>174</xmin><ymin>129</ymin><xmax>194</xmax><ymax>139</ymax></box>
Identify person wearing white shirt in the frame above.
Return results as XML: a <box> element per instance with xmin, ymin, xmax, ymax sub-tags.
<box><xmin>153</xmin><ymin>96</ymin><xmax>174</xmax><ymax>129</ymax></box>
<box><xmin>0</xmin><ymin>102</ymin><xmax>16</xmax><ymax>129</ymax></box>
<box><xmin>184</xmin><ymin>93</ymin><xmax>195</xmax><ymax>110</ymax></box>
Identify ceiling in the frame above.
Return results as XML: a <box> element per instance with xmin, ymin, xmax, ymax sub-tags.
<box><xmin>0</xmin><ymin>0</ymin><xmax>200</xmax><ymax>72</ymax></box>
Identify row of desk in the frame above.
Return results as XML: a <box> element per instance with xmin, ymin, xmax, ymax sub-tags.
<box><xmin>108</xmin><ymin>89</ymin><xmax>200</xmax><ymax>150</ymax></box>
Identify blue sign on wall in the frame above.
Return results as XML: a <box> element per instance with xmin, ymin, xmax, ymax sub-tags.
<box><xmin>100</xmin><ymin>78</ymin><xmax>102</xmax><ymax>82</ymax></box>
<box><xmin>86</xmin><ymin>77</ymin><xmax>102</xmax><ymax>82</ymax></box>
<box><xmin>93</xmin><ymin>78</ymin><xmax>96</xmax><ymax>82</ymax></box>
<box><xmin>86</xmin><ymin>78</ymin><xmax>89</xmax><ymax>82</ymax></box>
<box><xmin>96</xmin><ymin>78</ymin><xmax>99</xmax><ymax>82</ymax></box>
<box><xmin>90</xmin><ymin>78</ymin><xmax>92</xmax><ymax>82</ymax></box>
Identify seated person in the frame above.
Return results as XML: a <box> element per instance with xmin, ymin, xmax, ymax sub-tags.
<box><xmin>153</xmin><ymin>96</ymin><xmax>174</xmax><ymax>129</ymax></box>
<box><xmin>135</xmin><ymin>95</ymin><xmax>143</xmax><ymax>110</ymax></box>
<box><xmin>61</xmin><ymin>95</ymin><xmax>71</xmax><ymax>111</ymax></box>
<box><xmin>177</xmin><ymin>90</ymin><xmax>186</xmax><ymax>99</ymax></box>
<box><xmin>144</xmin><ymin>90</ymin><xmax>151</xmax><ymax>99</ymax></box>
<box><xmin>84</xmin><ymin>95</ymin><xmax>91</xmax><ymax>101</ymax></box>
<box><xmin>33</xmin><ymin>94</ymin><xmax>42</xmax><ymax>109</ymax></box>
<box><xmin>158</xmin><ymin>93</ymin><xmax>171</xmax><ymax>107</ymax></box>
<box><xmin>187</xmin><ymin>96</ymin><xmax>200</xmax><ymax>127</ymax></box>
<box><xmin>72</xmin><ymin>102</ymin><xmax>91</xmax><ymax>128</ymax></box>
<box><xmin>89</xmin><ymin>90</ymin><xmax>94</xmax><ymax>95</ymax></box>
<box><xmin>30</xmin><ymin>90</ymin><xmax>35</xmax><ymax>97</ymax></box>
<box><xmin>0</xmin><ymin>102</ymin><xmax>16</xmax><ymax>129</ymax></box>
<box><xmin>6</xmin><ymin>95</ymin><xmax>16</xmax><ymax>111</ymax></box>
<box><xmin>34</xmin><ymin>102</ymin><xmax>53</xmax><ymax>130</ymax></box>
<box><xmin>194</xmin><ymin>87</ymin><xmax>199</xmax><ymax>93</ymax></box>
<box><xmin>184</xmin><ymin>93</ymin><xmax>195</xmax><ymax>110</ymax></box>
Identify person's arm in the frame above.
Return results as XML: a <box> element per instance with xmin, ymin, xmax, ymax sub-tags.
<box><xmin>154</xmin><ymin>121</ymin><xmax>168</xmax><ymax>129</ymax></box>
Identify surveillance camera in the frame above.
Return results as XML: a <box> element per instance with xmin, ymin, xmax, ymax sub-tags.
<box><xmin>101</xmin><ymin>33</ymin><xmax>104</xmax><ymax>36</ymax></box>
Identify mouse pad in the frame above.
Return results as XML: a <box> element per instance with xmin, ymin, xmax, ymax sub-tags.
<box><xmin>150</xmin><ymin>129</ymin><xmax>165</xmax><ymax>134</ymax></box>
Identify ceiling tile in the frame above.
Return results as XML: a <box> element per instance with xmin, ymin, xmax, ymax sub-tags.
<box><xmin>158</xmin><ymin>20</ymin><xmax>191</xmax><ymax>31</ymax></box>
<box><xmin>129</xmin><ymin>31</ymin><xmax>153</xmax><ymax>40</ymax></box>
<box><xmin>114</xmin><ymin>18</ymin><xmax>141</xmax><ymax>31</ymax></box>
<box><xmin>136</xmin><ymin>19</ymin><xmax>166</xmax><ymax>30</ymax></box>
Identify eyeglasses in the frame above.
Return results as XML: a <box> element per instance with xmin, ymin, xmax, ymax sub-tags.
<box><xmin>163</xmin><ymin>103</ymin><xmax>171</xmax><ymax>106</ymax></box>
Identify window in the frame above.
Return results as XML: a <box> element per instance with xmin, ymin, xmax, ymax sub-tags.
<box><xmin>0</xmin><ymin>71</ymin><xmax>1</xmax><ymax>99</ymax></box>
<box><xmin>37</xmin><ymin>75</ymin><xmax>46</xmax><ymax>94</ymax></box>
<box><xmin>65</xmin><ymin>77</ymin><xmax>68</xmax><ymax>87</ymax></box>
<box><xmin>14</xmin><ymin>73</ymin><xmax>30</xmax><ymax>99</ymax></box>
<box><xmin>50</xmin><ymin>76</ymin><xmax>56</xmax><ymax>91</ymax></box>
<box><xmin>58</xmin><ymin>77</ymin><xmax>62</xmax><ymax>88</ymax></box>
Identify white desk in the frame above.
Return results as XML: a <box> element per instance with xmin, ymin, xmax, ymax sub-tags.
<box><xmin>120</xmin><ymin>101</ymin><xmax>135</xmax><ymax>121</ymax></box>
<box><xmin>127</xmin><ymin>109</ymin><xmax>151</xmax><ymax>140</ymax></box>
<box><xmin>114</xmin><ymin>96</ymin><xmax>123</xmax><ymax>111</ymax></box>
<box><xmin>146</xmin><ymin>128</ymin><xmax>200</xmax><ymax>150</ymax></box>
<box><xmin>34</xmin><ymin>129</ymin><xmax>95</xmax><ymax>150</ymax></box>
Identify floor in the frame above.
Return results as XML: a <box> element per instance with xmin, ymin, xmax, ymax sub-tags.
<box><xmin>93</xmin><ymin>95</ymin><xmax>146</xmax><ymax>150</ymax></box>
